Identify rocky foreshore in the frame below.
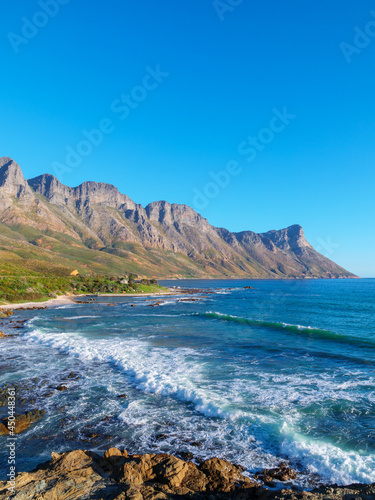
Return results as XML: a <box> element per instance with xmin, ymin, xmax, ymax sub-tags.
<box><xmin>0</xmin><ymin>447</ymin><xmax>374</xmax><ymax>500</ymax></box>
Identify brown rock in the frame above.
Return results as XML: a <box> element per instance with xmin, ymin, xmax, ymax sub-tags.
<box><xmin>0</xmin><ymin>422</ymin><xmax>9</xmax><ymax>436</ymax></box>
<box><xmin>1</xmin><ymin>409</ymin><xmax>45</xmax><ymax>434</ymax></box>
<box><xmin>56</xmin><ymin>384</ymin><xmax>68</xmax><ymax>391</ymax></box>
<box><xmin>257</xmin><ymin>462</ymin><xmax>298</xmax><ymax>484</ymax></box>
<box><xmin>155</xmin><ymin>433</ymin><xmax>168</xmax><ymax>441</ymax></box>
<box><xmin>199</xmin><ymin>457</ymin><xmax>256</xmax><ymax>492</ymax></box>
<box><xmin>1</xmin><ymin>446</ymin><xmax>372</xmax><ymax>500</ymax></box>
<box><xmin>104</xmin><ymin>447</ymin><xmax>123</xmax><ymax>459</ymax></box>
<box><xmin>0</xmin><ymin>449</ymin><xmax>121</xmax><ymax>499</ymax></box>
<box><xmin>152</xmin><ymin>455</ymin><xmax>189</xmax><ymax>488</ymax></box>
<box><xmin>104</xmin><ymin>447</ymin><xmax>129</xmax><ymax>460</ymax></box>
<box><xmin>190</xmin><ymin>440</ymin><xmax>203</xmax><ymax>447</ymax></box>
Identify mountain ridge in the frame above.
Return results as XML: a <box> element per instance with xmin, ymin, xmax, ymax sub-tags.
<box><xmin>0</xmin><ymin>156</ymin><xmax>356</xmax><ymax>279</ymax></box>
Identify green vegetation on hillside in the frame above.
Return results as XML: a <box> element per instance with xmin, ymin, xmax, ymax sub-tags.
<box><xmin>0</xmin><ymin>222</ymin><xmax>218</xmax><ymax>280</ymax></box>
<box><xmin>0</xmin><ymin>275</ymin><xmax>167</xmax><ymax>304</ymax></box>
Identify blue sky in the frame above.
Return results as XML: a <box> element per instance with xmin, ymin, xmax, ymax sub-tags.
<box><xmin>1</xmin><ymin>1</ymin><xmax>374</xmax><ymax>276</ymax></box>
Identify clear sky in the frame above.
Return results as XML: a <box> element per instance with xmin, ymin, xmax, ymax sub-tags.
<box><xmin>1</xmin><ymin>1</ymin><xmax>374</xmax><ymax>276</ymax></box>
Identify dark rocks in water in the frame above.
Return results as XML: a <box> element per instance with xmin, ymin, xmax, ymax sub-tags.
<box><xmin>42</xmin><ymin>391</ymin><xmax>54</xmax><ymax>398</ymax></box>
<box><xmin>62</xmin><ymin>371</ymin><xmax>80</xmax><ymax>380</ymax></box>
<box><xmin>0</xmin><ymin>409</ymin><xmax>45</xmax><ymax>435</ymax></box>
<box><xmin>244</xmin><ymin>286</ymin><xmax>254</xmax><ymax>289</ymax></box>
<box><xmin>190</xmin><ymin>440</ymin><xmax>203</xmax><ymax>447</ymax></box>
<box><xmin>261</xmin><ymin>483</ymin><xmax>375</xmax><ymax>499</ymax></box>
<box><xmin>86</xmin><ymin>433</ymin><xmax>101</xmax><ymax>439</ymax></box>
<box><xmin>180</xmin><ymin>451</ymin><xmax>195</xmax><ymax>460</ymax></box>
<box><xmin>255</xmin><ymin>463</ymin><xmax>298</xmax><ymax>484</ymax></box>
<box><xmin>0</xmin><ymin>310</ymin><xmax>13</xmax><ymax>318</ymax></box>
<box><xmin>155</xmin><ymin>433</ymin><xmax>169</xmax><ymax>441</ymax></box>
<box><xmin>0</xmin><ymin>379</ymin><xmax>48</xmax><ymax>407</ymax></box>
<box><xmin>148</xmin><ymin>301</ymin><xmax>163</xmax><ymax>307</ymax></box>
<box><xmin>56</xmin><ymin>385</ymin><xmax>68</xmax><ymax>391</ymax></box>
<box><xmin>117</xmin><ymin>393</ymin><xmax>127</xmax><ymax>399</ymax></box>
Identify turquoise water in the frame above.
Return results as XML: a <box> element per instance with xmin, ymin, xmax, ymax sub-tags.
<box><xmin>1</xmin><ymin>279</ymin><xmax>374</xmax><ymax>486</ymax></box>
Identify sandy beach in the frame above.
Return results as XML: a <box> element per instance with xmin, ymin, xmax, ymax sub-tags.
<box><xmin>0</xmin><ymin>295</ymin><xmax>76</xmax><ymax>310</ymax></box>
<box><xmin>0</xmin><ymin>290</ymin><xmax>179</xmax><ymax>310</ymax></box>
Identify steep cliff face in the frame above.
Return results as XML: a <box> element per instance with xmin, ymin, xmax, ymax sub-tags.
<box><xmin>0</xmin><ymin>158</ymin><xmax>80</xmax><ymax>237</ymax></box>
<box><xmin>0</xmin><ymin>157</ymin><xmax>33</xmax><ymax>200</ymax></box>
<box><xmin>0</xmin><ymin>157</ymin><xmax>356</xmax><ymax>278</ymax></box>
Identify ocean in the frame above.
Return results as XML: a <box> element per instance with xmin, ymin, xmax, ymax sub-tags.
<box><xmin>1</xmin><ymin>278</ymin><xmax>374</xmax><ymax>487</ymax></box>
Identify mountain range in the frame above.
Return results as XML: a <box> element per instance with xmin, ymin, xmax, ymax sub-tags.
<box><xmin>0</xmin><ymin>156</ymin><xmax>355</xmax><ymax>279</ymax></box>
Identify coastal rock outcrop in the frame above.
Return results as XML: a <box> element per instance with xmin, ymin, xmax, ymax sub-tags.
<box><xmin>0</xmin><ymin>409</ymin><xmax>45</xmax><ymax>436</ymax></box>
<box><xmin>0</xmin><ymin>448</ymin><xmax>257</xmax><ymax>499</ymax></box>
<box><xmin>255</xmin><ymin>463</ymin><xmax>298</xmax><ymax>485</ymax></box>
<box><xmin>0</xmin><ymin>448</ymin><xmax>374</xmax><ymax>499</ymax></box>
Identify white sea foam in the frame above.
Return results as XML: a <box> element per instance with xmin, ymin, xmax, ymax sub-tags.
<box><xmin>22</xmin><ymin>326</ymin><xmax>375</xmax><ymax>486</ymax></box>
<box><xmin>280</xmin><ymin>423</ymin><xmax>375</xmax><ymax>484</ymax></box>
<box><xmin>65</xmin><ymin>315</ymin><xmax>100</xmax><ymax>320</ymax></box>
<box><xmin>24</xmin><ymin>327</ymin><xmax>240</xmax><ymax>420</ymax></box>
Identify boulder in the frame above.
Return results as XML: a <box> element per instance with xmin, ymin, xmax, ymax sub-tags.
<box><xmin>1</xmin><ymin>409</ymin><xmax>45</xmax><ymax>434</ymax></box>
<box><xmin>256</xmin><ymin>462</ymin><xmax>298</xmax><ymax>484</ymax></box>
<box><xmin>0</xmin><ymin>422</ymin><xmax>8</xmax><ymax>436</ymax></box>
<box><xmin>199</xmin><ymin>457</ymin><xmax>256</xmax><ymax>492</ymax></box>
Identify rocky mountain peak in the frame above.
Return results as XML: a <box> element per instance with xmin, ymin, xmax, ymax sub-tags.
<box><xmin>0</xmin><ymin>156</ymin><xmax>33</xmax><ymax>199</ymax></box>
<box><xmin>146</xmin><ymin>200</ymin><xmax>209</xmax><ymax>229</ymax></box>
<box><xmin>0</xmin><ymin>157</ymin><xmax>355</xmax><ymax>278</ymax></box>
<box><xmin>28</xmin><ymin>173</ymin><xmax>65</xmax><ymax>198</ymax></box>
<box><xmin>74</xmin><ymin>181</ymin><xmax>132</xmax><ymax>207</ymax></box>
<box><xmin>263</xmin><ymin>224</ymin><xmax>312</xmax><ymax>257</ymax></box>
<box><xmin>28</xmin><ymin>173</ymin><xmax>137</xmax><ymax>211</ymax></box>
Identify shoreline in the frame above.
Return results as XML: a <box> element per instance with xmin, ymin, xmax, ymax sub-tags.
<box><xmin>0</xmin><ymin>290</ymin><xmax>179</xmax><ymax>311</ymax></box>
<box><xmin>82</xmin><ymin>290</ymin><xmax>179</xmax><ymax>297</ymax></box>
<box><xmin>0</xmin><ymin>294</ymin><xmax>76</xmax><ymax>311</ymax></box>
